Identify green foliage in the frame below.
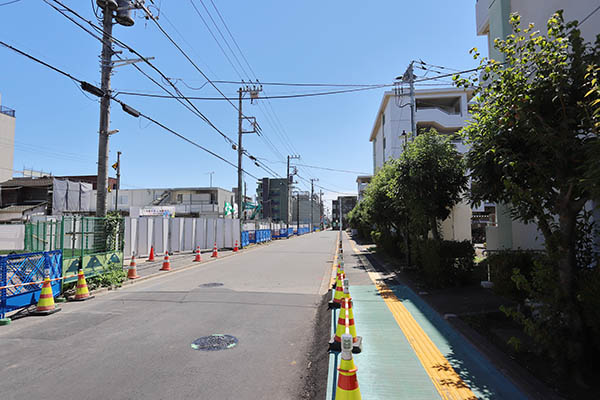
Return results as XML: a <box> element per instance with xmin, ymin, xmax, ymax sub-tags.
<box><xmin>455</xmin><ymin>12</ymin><xmax>600</xmax><ymax>380</ymax></box>
<box><xmin>347</xmin><ymin>200</ymin><xmax>371</xmax><ymax>239</ymax></box>
<box><xmin>484</xmin><ymin>250</ymin><xmax>538</xmax><ymax>302</ymax></box>
<box><xmin>414</xmin><ymin>239</ymin><xmax>475</xmax><ymax>288</ymax></box>
<box><xmin>86</xmin><ymin>263</ymin><xmax>127</xmax><ymax>290</ymax></box>
<box><xmin>399</xmin><ymin>129</ymin><xmax>468</xmax><ymax>240</ymax></box>
<box><xmin>104</xmin><ymin>212</ymin><xmax>124</xmax><ymax>252</ymax></box>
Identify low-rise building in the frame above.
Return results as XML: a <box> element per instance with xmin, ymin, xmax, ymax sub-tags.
<box><xmin>332</xmin><ymin>196</ymin><xmax>357</xmax><ymax>230</ymax></box>
<box><xmin>369</xmin><ymin>87</ymin><xmax>474</xmax><ymax>242</ymax></box>
<box><xmin>356</xmin><ymin>176</ymin><xmax>372</xmax><ymax>202</ymax></box>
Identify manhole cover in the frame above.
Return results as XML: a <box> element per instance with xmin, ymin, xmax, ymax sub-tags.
<box><xmin>191</xmin><ymin>334</ymin><xmax>238</xmax><ymax>351</ymax></box>
<box><xmin>198</xmin><ymin>282</ymin><xmax>224</xmax><ymax>288</ymax></box>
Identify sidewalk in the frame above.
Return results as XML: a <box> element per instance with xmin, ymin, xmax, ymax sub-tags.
<box><xmin>325</xmin><ymin>232</ymin><xmax>528</xmax><ymax>400</ymax></box>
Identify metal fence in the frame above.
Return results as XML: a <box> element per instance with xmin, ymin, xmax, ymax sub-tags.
<box><xmin>24</xmin><ymin>216</ymin><xmax>124</xmax><ymax>282</ymax></box>
<box><xmin>0</xmin><ymin>250</ymin><xmax>62</xmax><ymax>319</ymax></box>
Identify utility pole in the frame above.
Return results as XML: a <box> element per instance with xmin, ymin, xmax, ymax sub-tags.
<box><xmin>286</xmin><ymin>155</ymin><xmax>300</xmax><ymax>231</ymax></box>
<box><xmin>403</xmin><ymin>61</ymin><xmax>417</xmax><ymax>138</ymax></box>
<box><xmin>95</xmin><ymin>0</ymin><xmax>141</xmax><ymax>216</ymax></box>
<box><xmin>319</xmin><ymin>190</ymin><xmax>323</xmax><ymax>229</ymax></box>
<box><xmin>113</xmin><ymin>151</ymin><xmax>121</xmax><ymax>212</ymax></box>
<box><xmin>96</xmin><ymin>6</ymin><xmax>114</xmax><ymax>217</ymax></box>
<box><xmin>310</xmin><ymin>178</ymin><xmax>319</xmax><ymax>233</ymax></box>
<box><xmin>208</xmin><ymin>171</ymin><xmax>214</xmax><ymax>188</ymax></box>
<box><xmin>237</xmin><ymin>83</ymin><xmax>262</xmax><ymax>225</ymax></box>
<box><xmin>297</xmin><ymin>192</ymin><xmax>300</xmax><ymax>233</ymax></box>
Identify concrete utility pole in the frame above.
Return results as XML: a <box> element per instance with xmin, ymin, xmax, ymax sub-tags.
<box><xmin>286</xmin><ymin>155</ymin><xmax>300</xmax><ymax>231</ymax></box>
<box><xmin>96</xmin><ymin>7</ymin><xmax>115</xmax><ymax>217</ymax></box>
<box><xmin>95</xmin><ymin>0</ymin><xmax>141</xmax><ymax>216</ymax></box>
<box><xmin>297</xmin><ymin>192</ymin><xmax>300</xmax><ymax>233</ymax></box>
<box><xmin>404</xmin><ymin>61</ymin><xmax>417</xmax><ymax>139</ymax></box>
<box><xmin>114</xmin><ymin>151</ymin><xmax>121</xmax><ymax>212</ymax></box>
<box><xmin>319</xmin><ymin>190</ymin><xmax>323</xmax><ymax>229</ymax></box>
<box><xmin>208</xmin><ymin>171</ymin><xmax>214</xmax><ymax>188</ymax></box>
<box><xmin>237</xmin><ymin>83</ymin><xmax>262</xmax><ymax>225</ymax></box>
<box><xmin>310</xmin><ymin>178</ymin><xmax>319</xmax><ymax>232</ymax></box>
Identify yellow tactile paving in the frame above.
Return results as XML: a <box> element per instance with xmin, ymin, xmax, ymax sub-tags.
<box><xmin>348</xmin><ymin>237</ymin><xmax>477</xmax><ymax>400</ymax></box>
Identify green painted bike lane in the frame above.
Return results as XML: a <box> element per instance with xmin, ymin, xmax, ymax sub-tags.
<box><xmin>325</xmin><ymin>235</ymin><xmax>528</xmax><ymax>399</ymax></box>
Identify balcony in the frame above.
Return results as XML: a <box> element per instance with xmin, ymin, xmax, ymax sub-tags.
<box><xmin>476</xmin><ymin>0</ymin><xmax>490</xmax><ymax>36</ymax></box>
<box><xmin>0</xmin><ymin>105</ymin><xmax>15</xmax><ymax>118</ymax></box>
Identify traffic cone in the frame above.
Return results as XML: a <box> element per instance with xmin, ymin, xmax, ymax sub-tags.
<box><xmin>127</xmin><ymin>255</ymin><xmax>140</xmax><ymax>279</ymax></box>
<box><xmin>33</xmin><ymin>277</ymin><xmax>61</xmax><ymax>315</ymax></box>
<box><xmin>331</xmin><ymin>260</ymin><xmax>345</xmax><ymax>289</ymax></box>
<box><xmin>211</xmin><ymin>243</ymin><xmax>218</xmax><ymax>258</ymax></box>
<box><xmin>328</xmin><ymin>270</ymin><xmax>345</xmax><ymax>309</ymax></box>
<box><xmin>160</xmin><ymin>251</ymin><xmax>171</xmax><ymax>271</ymax></box>
<box><xmin>330</xmin><ymin>295</ymin><xmax>363</xmax><ymax>353</ymax></box>
<box><xmin>233</xmin><ymin>240</ymin><xmax>239</xmax><ymax>252</ymax></box>
<box><xmin>73</xmin><ymin>269</ymin><xmax>94</xmax><ymax>301</ymax></box>
<box><xmin>335</xmin><ymin>334</ymin><xmax>361</xmax><ymax>400</ymax></box>
<box><xmin>147</xmin><ymin>246</ymin><xmax>155</xmax><ymax>262</ymax></box>
<box><xmin>193</xmin><ymin>246</ymin><xmax>202</xmax><ymax>262</ymax></box>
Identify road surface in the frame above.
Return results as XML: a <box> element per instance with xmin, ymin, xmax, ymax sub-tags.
<box><xmin>0</xmin><ymin>231</ymin><xmax>336</xmax><ymax>400</ymax></box>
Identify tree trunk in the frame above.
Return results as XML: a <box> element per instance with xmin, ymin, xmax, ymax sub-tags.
<box><xmin>431</xmin><ymin>217</ymin><xmax>440</xmax><ymax>241</ymax></box>
<box><xmin>556</xmin><ymin>208</ymin><xmax>587</xmax><ymax>387</ymax></box>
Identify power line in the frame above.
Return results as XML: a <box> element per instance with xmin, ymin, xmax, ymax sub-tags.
<box><xmin>579</xmin><ymin>4</ymin><xmax>600</xmax><ymax>26</ymax></box>
<box><xmin>0</xmin><ymin>0</ymin><xmax>22</xmax><ymax>6</ymax></box>
<box><xmin>46</xmin><ymin>0</ymin><xmax>281</xmax><ymax>180</ymax></box>
<box><xmin>0</xmin><ymin>39</ymin><xmax>267</xmax><ymax>180</ymax></box>
<box><xmin>116</xmin><ymin>84</ymin><xmax>392</xmax><ymax>100</ymax></box>
<box><xmin>47</xmin><ymin>0</ymin><xmax>238</xmax><ymax>147</ymax></box>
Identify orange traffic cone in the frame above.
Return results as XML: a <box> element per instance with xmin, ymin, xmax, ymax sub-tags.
<box><xmin>233</xmin><ymin>240</ymin><xmax>239</xmax><ymax>252</ymax></box>
<box><xmin>73</xmin><ymin>269</ymin><xmax>94</xmax><ymax>301</ymax></box>
<box><xmin>330</xmin><ymin>295</ymin><xmax>363</xmax><ymax>353</ymax></box>
<box><xmin>211</xmin><ymin>243</ymin><xmax>218</xmax><ymax>258</ymax></box>
<box><xmin>33</xmin><ymin>277</ymin><xmax>61</xmax><ymax>315</ymax></box>
<box><xmin>194</xmin><ymin>246</ymin><xmax>202</xmax><ymax>262</ymax></box>
<box><xmin>127</xmin><ymin>255</ymin><xmax>140</xmax><ymax>279</ymax></box>
<box><xmin>147</xmin><ymin>246</ymin><xmax>155</xmax><ymax>262</ymax></box>
<box><xmin>160</xmin><ymin>251</ymin><xmax>171</xmax><ymax>271</ymax></box>
<box><xmin>335</xmin><ymin>334</ymin><xmax>362</xmax><ymax>400</ymax></box>
<box><xmin>328</xmin><ymin>272</ymin><xmax>345</xmax><ymax>309</ymax></box>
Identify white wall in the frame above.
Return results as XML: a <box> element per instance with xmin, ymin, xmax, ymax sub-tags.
<box><xmin>0</xmin><ymin>224</ymin><xmax>24</xmax><ymax>250</ymax></box>
<box><xmin>0</xmin><ymin>109</ymin><xmax>16</xmax><ymax>183</ymax></box>
<box><xmin>440</xmin><ymin>200</ymin><xmax>473</xmax><ymax>242</ymax></box>
<box><xmin>511</xmin><ymin>0</ymin><xmax>600</xmax><ymax>44</ymax></box>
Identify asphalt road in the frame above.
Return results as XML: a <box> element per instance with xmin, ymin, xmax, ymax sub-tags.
<box><xmin>0</xmin><ymin>231</ymin><xmax>337</xmax><ymax>400</ymax></box>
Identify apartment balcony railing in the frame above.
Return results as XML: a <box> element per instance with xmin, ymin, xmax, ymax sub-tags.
<box><xmin>0</xmin><ymin>106</ymin><xmax>15</xmax><ymax>118</ymax></box>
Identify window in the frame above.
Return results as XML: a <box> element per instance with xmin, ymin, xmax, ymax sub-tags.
<box><xmin>118</xmin><ymin>195</ymin><xmax>128</xmax><ymax>205</ymax></box>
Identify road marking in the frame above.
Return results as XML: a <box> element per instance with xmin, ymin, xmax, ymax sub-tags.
<box><xmin>348</xmin><ymin>239</ymin><xmax>477</xmax><ymax>400</ymax></box>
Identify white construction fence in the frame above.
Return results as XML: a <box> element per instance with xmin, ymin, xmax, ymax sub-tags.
<box><xmin>124</xmin><ymin>217</ymin><xmax>241</xmax><ymax>259</ymax></box>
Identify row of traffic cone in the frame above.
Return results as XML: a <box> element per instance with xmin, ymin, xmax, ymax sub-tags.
<box><xmin>330</xmin><ymin>237</ymin><xmax>362</xmax><ymax>399</ymax></box>
<box><xmin>127</xmin><ymin>239</ymin><xmax>242</xmax><ymax>279</ymax></box>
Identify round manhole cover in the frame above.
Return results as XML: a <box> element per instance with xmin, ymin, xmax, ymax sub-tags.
<box><xmin>191</xmin><ymin>334</ymin><xmax>238</xmax><ymax>351</ymax></box>
<box><xmin>198</xmin><ymin>282</ymin><xmax>224</xmax><ymax>288</ymax></box>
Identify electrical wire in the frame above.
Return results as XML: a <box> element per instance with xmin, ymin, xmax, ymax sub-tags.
<box><xmin>116</xmin><ymin>84</ymin><xmax>392</xmax><ymax>100</ymax></box>
<box><xmin>0</xmin><ymin>39</ymin><xmax>267</xmax><ymax>180</ymax></box>
<box><xmin>0</xmin><ymin>0</ymin><xmax>22</xmax><ymax>6</ymax></box>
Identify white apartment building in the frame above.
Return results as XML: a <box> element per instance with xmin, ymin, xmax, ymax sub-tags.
<box><xmin>0</xmin><ymin>93</ymin><xmax>16</xmax><ymax>183</ymax></box>
<box><xmin>476</xmin><ymin>0</ymin><xmax>600</xmax><ymax>251</ymax></box>
<box><xmin>369</xmin><ymin>87</ymin><xmax>474</xmax><ymax>241</ymax></box>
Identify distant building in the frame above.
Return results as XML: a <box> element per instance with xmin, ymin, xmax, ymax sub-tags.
<box><xmin>291</xmin><ymin>192</ymin><xmax>320</xmax><ymax>226</ymax></box>
<box><xmin>356</xmin><ymin>176</ymin><xmax>372</xmax><ymax>202</ymax></box>
<box><xmin>0</xmin><ymin>93</ymin><xmax>16</xmax><ymax>183</ymax></box>
<box><xmin>256</xmin><ymin>178</ymin><xmax>291</xmax><ymax>223</ymax></box>
<box><xmin>0</xmin><ymin>175</ymin><xmax>116</xmax><ymax>219</ymax></box>
<box><xmin>332</xmin><ymin>196</ymin><xmax>357</xmax><ymax>230</ymax></box>
<box><xmin>109</xmin><ymin>187</ymin><xmax>235</xmax><ymax>217</ymax></box>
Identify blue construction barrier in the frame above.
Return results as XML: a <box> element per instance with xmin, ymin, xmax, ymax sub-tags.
<box><xmin>1</xmin><ymin>250</ymin><xmax>63</xmax><ymax>319</ymax></box>
<box><xmin>241</xmin><ymin>231</ymin><xmax>250</xmax><ymax>247</ymax></box>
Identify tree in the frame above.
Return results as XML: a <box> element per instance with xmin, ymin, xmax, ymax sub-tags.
<box><xmin>456</xmin><ymin>12</ymin><xmax>600</xmax><ymax>384</ymax></box>
<box><xmin>399</xmin><ymin>129</ymin><xmax>468</xmax><ymax>240</ymax></box>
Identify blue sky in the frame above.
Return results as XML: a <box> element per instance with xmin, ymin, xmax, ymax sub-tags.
<box><xmin>0</xmin><ymin>0</ymin><xmax>487</xmax><ymax>213</ymax></box>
